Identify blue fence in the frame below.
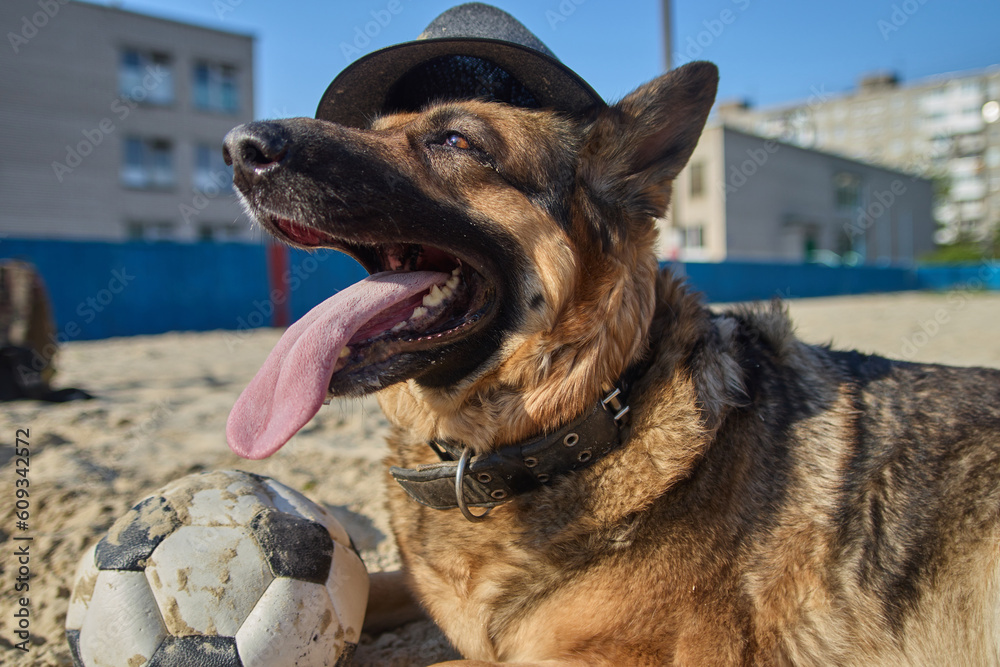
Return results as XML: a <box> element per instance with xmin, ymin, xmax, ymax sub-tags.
<box><xmin>915</xmin><ymin>263</ymin><xmax>1000</xmax><ymax>292</ymax></box>
<box><xmin>675</xmin><ymin>261</ymin><xmax>921</xmax><ymax>302</ymax></box>
<box><xmin>1</xmin><ymin>239</ymin><xmax>996</xmax><ymax>340</ymax></box>
<box><xmin>1</xmin><ymin>239</ymin><xmax>366</xmax><ymax>341</ymax></box>
<box><xmin>676</xmin><ymin>261</ymin><xmax>999</xmax><ymax>302</ymax></box>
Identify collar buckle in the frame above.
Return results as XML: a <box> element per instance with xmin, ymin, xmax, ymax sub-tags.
<box><xmin>601</xmin><ymin>386</ymin><xmax>631</xmax><ymax>424</ymax></box>
<box><xmin>455</xmin><ymin>447</ymin><xmax>491</xmax><ymax>522</ymax></box>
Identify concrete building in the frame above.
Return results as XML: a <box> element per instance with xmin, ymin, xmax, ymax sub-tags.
<box><xmin>717</xmin><ymin>67</ymin><xmax>1000</xmax><ymax>245</ymax></box>
<box><xmin>0</xmin><ymin>0</ymin><xmax>255</xmax><ymax>242</ymax></box>
<box><xmin>658</xmin><ymin>125</ymin><xmax>936</xmax><ymax>265</ymax></box>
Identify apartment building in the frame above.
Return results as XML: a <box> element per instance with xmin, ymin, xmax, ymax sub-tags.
<box><xmin>0</xmin><ymin>0</ymin><xmax>254</xmax><ymax>241</ymax></box>
<box><xmin>658</xmin><ymin>125</ymin><xmax>935</xmax><ymax>265</ymax></box>
<box><xmin>717</xmin><ymin>67</ymin><xmax>1000</xmax><ymax>245</ymax></box>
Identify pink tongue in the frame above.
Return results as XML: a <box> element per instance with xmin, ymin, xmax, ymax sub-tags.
<box><xmin>227</xmin><ymin>270</ymin><xmax>448</xmax><ymax>460</ymax></box>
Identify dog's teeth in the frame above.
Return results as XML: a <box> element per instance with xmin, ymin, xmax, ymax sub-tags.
<box><xmin>339</xmin><ymin>346</ymin><xmax>351</xmax><ymax>359</ymax></box>
<box><xmin>391</xmin><ymin>321</ymin><xmax>408</xmax><ymax>332</ymax></box>
<box><xmin>411</xmin><ymin>306</ymin><xmax>428</xmax><ymax>320</ymax></box>
<box><xmin>445</xmin><ymin>275</ymin><xmax>460</xmax><ymax>291</ymax></box>
<box><xmin>423</xmin><ymin>286</ymin><xmax>445</xmax><ymax>307</ymax></box>
<box><xmin>451</xmin><ymin>265</ymin><xmax>461</xmax><ymax>277</ymax></box>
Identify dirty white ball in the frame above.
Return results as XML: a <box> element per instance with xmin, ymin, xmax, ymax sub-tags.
<box><xmin>66</xmin><ymin>470</ymin><xmax>369</xmax><ymax>667</ymax></box>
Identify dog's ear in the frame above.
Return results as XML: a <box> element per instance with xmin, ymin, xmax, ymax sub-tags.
<box><xmin>579</xmin><ymin>61</ymin><xmax>718</xmax><ymax>222</ymax></box>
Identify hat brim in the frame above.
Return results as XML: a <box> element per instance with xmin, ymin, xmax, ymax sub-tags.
<box><xmin>316</xmin><ymin>37</ymin><xmax>604</xmax><ymax>128</ymax></box>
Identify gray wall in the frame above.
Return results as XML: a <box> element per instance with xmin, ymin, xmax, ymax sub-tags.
<box><xmin>722</xmin><ymin>128</ymin><xmax>935</xmax><ymax>264</ymax></box>
<box><xmin>0</xmin><ymin>0</ymin><xmax>254</xmax><ymax>241</ymax></box>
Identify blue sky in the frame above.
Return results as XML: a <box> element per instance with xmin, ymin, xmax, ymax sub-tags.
<box><xmin>87</xmin><ymin>0</ymin><xmax>999</xmax><ymax>118</ymax></box>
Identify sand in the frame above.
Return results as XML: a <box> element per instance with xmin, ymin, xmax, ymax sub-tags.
<box><xmin>1</xmin><ymin>290</ymin><xmax>998</xmax><ymax>666</ymax></box>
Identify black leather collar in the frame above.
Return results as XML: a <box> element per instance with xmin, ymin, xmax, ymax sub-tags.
<box><xmin>389</xmin><ymin>376</ymin><xmax>635</xmax><ymax>521</ymax></box>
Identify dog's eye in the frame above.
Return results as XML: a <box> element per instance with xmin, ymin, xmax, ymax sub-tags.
<box><xmin>443</xmin><ymin>133</ymin><xmax>471</xmax><ymax>150</ymax></box>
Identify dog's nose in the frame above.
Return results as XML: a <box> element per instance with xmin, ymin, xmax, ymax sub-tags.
<box><xmin>223</xmin><ymin>122</ymin><xmax>290</xmax><ymax>189</ymax></box>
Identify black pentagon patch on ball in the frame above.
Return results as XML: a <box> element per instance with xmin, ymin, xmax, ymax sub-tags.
<box><xmin>147</xmin><ymin>635</ymin><xmax>242</xmax><ymax>667</ymax></box>
<box><xmin>244</xmin><ymin>470</ymin><xmax>270</xmax><ymax>484</ymax></box>
<box><xmin>66</xmin><ymin>629</ymin><xmax>84</xmax><ymax>667</ymax></box>
<box><xmin>249</xmin><ymin>508</ymin><xmax>334</xmax><ymax>584</ymax></box>
<box><xmin>95</xmin><ymin>496</ymin><xmax>181</xmax><ymax>571</ymax></box>
<box><xmin>335</xmin><ymin>641</ymin><xmax>358</xmax><ymax>667</ymax></box>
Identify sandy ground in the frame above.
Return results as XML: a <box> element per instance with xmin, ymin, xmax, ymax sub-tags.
<box><xmin>1</xmin><ymin>289</ymin><xmax>999</xmax><ymax>666</ymax></box>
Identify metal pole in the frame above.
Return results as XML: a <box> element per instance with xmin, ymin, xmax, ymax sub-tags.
<box><xmin>662</xmin><ymin>0</ymin><xmax>672</xmax><ymax>71</ymax></box>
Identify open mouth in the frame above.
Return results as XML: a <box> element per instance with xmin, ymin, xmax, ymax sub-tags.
<box><xmin>265</xmin><ymin>214</ymin><xmax>493</xmax><ymax>377</ymax></box>
<box><xmin>226</xmin><ymin>211</ymin><xmax>499</xmax><ymax>460</ymax></box>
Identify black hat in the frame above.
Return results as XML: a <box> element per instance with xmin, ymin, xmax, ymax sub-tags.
<box><xmin>316</xmin><ymin>3</ymin><xmax>604</xmax><ymax>128</ymax></box>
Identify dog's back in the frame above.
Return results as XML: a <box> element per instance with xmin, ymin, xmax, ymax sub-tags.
<box><xmin>636</xmin><ymin>287</ymin><xmax>1000</xmax><ymax>664</ymax></box>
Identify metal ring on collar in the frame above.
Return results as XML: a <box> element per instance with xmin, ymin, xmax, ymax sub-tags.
<box><xmin>456</xmin><ymin>447</ymin><xmax>491</xmax><ymax>522</ymax></box>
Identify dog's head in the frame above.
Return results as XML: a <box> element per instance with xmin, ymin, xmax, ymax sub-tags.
<box><xmin>225</xmin><ymin>61</ymin><xmax>717</xmax><ymax>457</ymax></box>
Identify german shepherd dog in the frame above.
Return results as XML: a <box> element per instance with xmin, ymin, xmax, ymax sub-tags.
<box><xmin>224</xmin><ymin>60</ymin><xmax>1000</xmax><ymax>665</ymax></box>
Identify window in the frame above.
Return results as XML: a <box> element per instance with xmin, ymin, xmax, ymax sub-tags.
<box><xmin>960</xmin><ymin>80</ymin><xmax>982</xmax><ymax>95</ymax></box>
<box><xmin>197</xmin><ymin>222</ymin><xmax>245</xmax><ymax>242</ymax></box>
<box><xmin>834</xmin><ymin>172</ymin><xmax>861</xmax><ymax>211</ymax></box>
<box><xmin>126</xmin><ymin>221</ymin><xmax>176</xmax><ymax>241</ymax></box>
<box><xmin>194</xmin><ymin>144</ymin><xmax>234</xmax><ymax>193</ymax></box>
<box><xmin>689</xmin><ymin>162</ymin><xmax>705</xmax><ymax>198</ymax></box>
<box><xmin>119</xmin><ymin>49</ymin><xmax>174</xmax><ymax>105</ymax></box>
<box><xmin>986</xmin><ymin>147</ymin><xmax>1000</xmax><ymax>169</ymax></box>
<box><xmin>194</xmin><ymin>62</ymin><xmax>239</xmax><ymax>113</ymax></box>
<box><xmin>122</xmin><ymin>138</ymin><xmax>175</xmax><ymax>189</ymax></box>
<box><xmin>683</xmin><ymin>226</ymin><xmax>704</xmax><ymax>248</ymax></box>
<box><xmin>804</xmin><ymin>233</ymin><xmax>818</xmax><ymax>262</ymax></box>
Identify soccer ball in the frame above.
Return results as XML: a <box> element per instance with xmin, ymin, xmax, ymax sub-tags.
<box><xmin>65</xmin><ymin>470</ymin><xmax>369</xmax><ymax>667</ymax></box>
